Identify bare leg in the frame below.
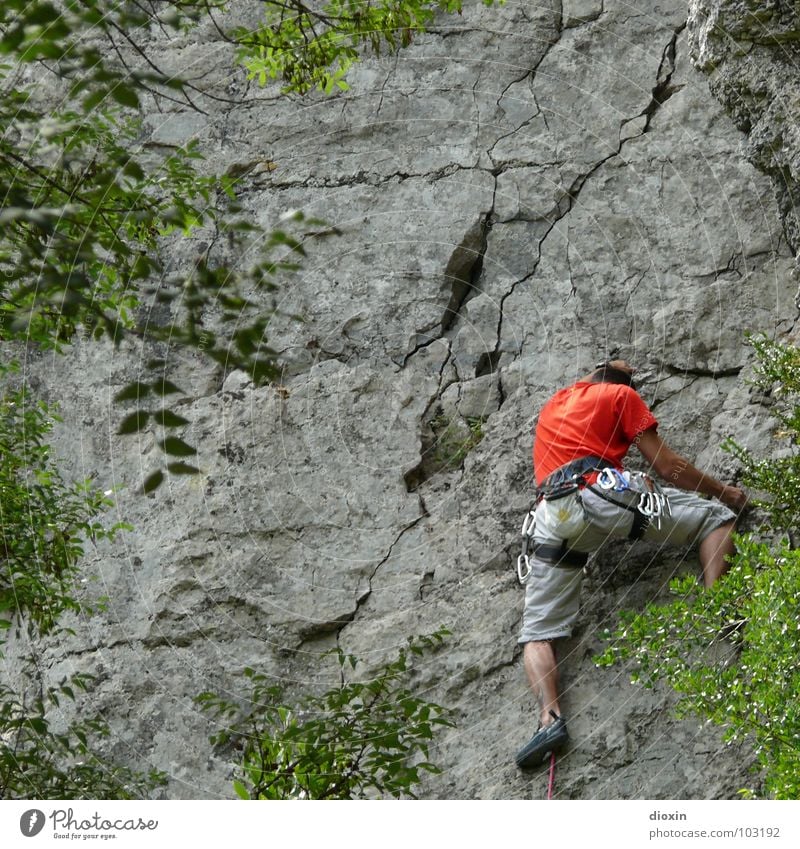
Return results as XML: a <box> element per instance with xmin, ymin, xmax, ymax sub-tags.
<box><xmin>699</xmin><ymin>520</ymin><xmax>736</xmax><ymax>587</ymax></box>
<box><xmin>523</xmin><ymin>640</ymin><xmax>561</xmax><ymax>726</ymax></box>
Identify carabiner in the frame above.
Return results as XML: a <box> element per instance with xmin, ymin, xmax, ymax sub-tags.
<box><xmin>517</xmin><ymin>554</ymin><xmax>532</xmax><ymax>584</ymax></box>
<box><xmin>597</xmin><ymin>468</ymin><xmax>617</xmax><ymax>490</ymax></box>
<box><xmin>638</xmin><ymin>491</ymin><xmax>655</xmax><ymax>516</ymax></box>
<box><xmin>637</xmin><ymin>490</ymin><xmax>663</xmax><ymax>530</ymax></box>
<box><xmin>521</xmin><ymin>509</ymin><xmax>536</xmax><ymax>538</ymax></box>
<box><xmin>598</xmin><ymin>467</ymin><xmax>629</xmax><ymax>492</ymax></box>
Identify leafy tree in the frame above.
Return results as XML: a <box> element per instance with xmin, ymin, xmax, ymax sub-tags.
<box><xmin>0</xmin><ymin>368</ymin><xmax>165</xmax><ymax>798</ymax></box>
<box><xmin>1</xmin><ymin>1</ymin><xmax>293</xmax><ymax>488</ymax></box>
<box><xmin>197</xmin><ymin>631</ymin><xmax>454</xmax><ymax>799</ymax></box>
<box><xmin>596</xmin><ymin>335</ymin><xmax>800</xmax><ymax>799</ymax></box>
<box><xmin>725</xmin><ymin>335</ymin><xmax>800</xmax><ymax>537</ymax></box>
<box><xmin>0</xmin><ymin>366</ymin><xmax>125</xmax><ymax>635</ymax></box>
<box><xmin>1</xmin><ymin>0</ymin><xmax>498</xmax><ymax>489</ymax></box>
<box><xmin>236</xmin><ymin>0</ymin><xmax>500</xmax><ymax>94</ymax></box>
<box><xmin>0</xmin><ymin>658</ymin><xmax>167</xmax><ymax>799</ymax></box>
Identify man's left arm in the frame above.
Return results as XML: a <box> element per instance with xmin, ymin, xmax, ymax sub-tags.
<box><xmin>635</xmin><ymin>428</ymin><xmax>748</xmax><ymax>513</ymax></box>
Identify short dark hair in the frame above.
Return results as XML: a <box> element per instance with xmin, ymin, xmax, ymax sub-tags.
<box><xmin>591</xmin><ymin>362</ymin><xmax>636</xmax><ymax>388</ymax></box>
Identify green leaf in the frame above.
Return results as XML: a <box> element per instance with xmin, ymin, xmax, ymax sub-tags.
<box><xmin>158</xmin><ymin>437</ymin><xmax>197</xmax><ymax>457</ymax></box>
<box><xmin>123</xmin><ymin>159</ymin><xmax>145</xmax><ymax>181</ymax></box>
<box><xmin>152</xmin><ymin>378</ymin><xmax>183</xmax><ymax>396</ymax></box>
<box><xmin>27</xmin><ymin>717</ymin><xmax>48</xmax><ymax>734</ymax></box>
<box><xmin>153</xmin><ymin>409</ymin><xmax>190</xmax><ymax>428</ymax></box>
<box><xmin>110</xmin><ymin>83</ymin><xmax>139</xmax><ymax>109</ymax></box>
<box><xmin>114</xmin><ymin>382</ymin><xmax>152</xmax><ymax>402</ymax></box>
<box><xmin>141</xmin><ymin>469</ymin><xmax>165</xmax><ymax>494</ymax></box>
<box><xmin>117</xmin><ymin>410</ymin><xmax>150</xmax><ymax>434</ymax></box>
<box><xmin>167</xmin><ymin>462</ymin><xmax>200</xmax><ymax>475</ymax></box>
<box><xmin>233</xmin><ymin>780</ymin><xmax>251</xmax><ymax>800</ymax></box>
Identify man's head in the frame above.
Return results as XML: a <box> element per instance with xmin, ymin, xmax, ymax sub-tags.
<box><xmin>590</xmin><ymin>359</ymin><xmax>636</xmax><ymax>388</ymax></box>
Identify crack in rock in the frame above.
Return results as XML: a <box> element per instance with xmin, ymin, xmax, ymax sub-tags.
<box><xmin>635</xmin><ymin>22</ymin><xmax>688</xmax><ymax>137</ymax></box>
<box><xmin>401</xmin><ymin>192</ymin><xmax>499</xmax><ymax>489</ymax></box>
<box><xmin>564</xmin><ymin>0</ymin><xmax>604</xmax><ymax>30</ymax></box>
<box><xmin>491</xmin><ymin>2</ymin><xmax>564</xmax><ymax>148</ymax></box>
<box><xmin>649</xmin><ymin>374</ymin><xmax>701</xmax><ymax>411</ymax></box>
<box><xmin>663</xmin><ymin>363</ymin><xmax>744</xmax><ymax>379</ymax></box>
<box><xmin>233</xmin><ymin>162</ymin><xmax>476</xmax><ymax>193</ymax></box>
<box><xmin>441</xmin><ymin>215</ymin><xmax>492</xmax><ymax>333</ymax></box>
<box><xmin>484</xmin><ymin>24</ymin><xmax>692</xmax><ymax>380</ymax></box>
<box><xmin>335</xmin><ymin>506</ymin><xmax>428</xmax><ymax>641</ymax></box>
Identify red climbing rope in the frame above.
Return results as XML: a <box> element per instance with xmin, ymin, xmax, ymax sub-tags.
<box><xmin>547</xmin><ymin>751</ymin><xmax>556</xmax><ymax>799</ymax></box>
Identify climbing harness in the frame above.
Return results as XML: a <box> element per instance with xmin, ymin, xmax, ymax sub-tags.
<box><xmin>518</xmin><ymin>511</ymin><xmax>590</xmax><ymax>582</ymax></box>
<box><xmin>517</xmin><ymin>522</ymin><xmax>590</xmax><ymax>584</ymax></box>
<box><xmin>517</xmin><ymin>455</ymin><xmax>610</xmax><ymax>584</ymax></box>
<box><xmin>536</xmin><ymin>454</ymin><xmax>612</xmax><ymax>501</ymax></box>
<box><xmin>517</xmin><ymin>457</ymin><xmax>672</xmax><ymax>583</ymax></box>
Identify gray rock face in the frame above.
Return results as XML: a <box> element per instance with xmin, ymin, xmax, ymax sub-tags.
<box><xmin>19</xmin><ymin>0</ymin><xmax>798</xmax><ymax>798</ymax></box>
<box><xmin>688</xmin><ymin>0</ymin><xmax>800</xmax><ymax>301</ymax></box>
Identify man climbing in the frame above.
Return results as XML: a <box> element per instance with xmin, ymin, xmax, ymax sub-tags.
<box><xmin>515</xmin><ymin>360</ymin><xmax>748</xmax><ymax>769</ymax></box>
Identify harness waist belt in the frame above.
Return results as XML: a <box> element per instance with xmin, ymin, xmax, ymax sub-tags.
<box><xmin>537</xmin><ymin>455</ymin><xmax>616</xmax><ymax>500</ymax></box>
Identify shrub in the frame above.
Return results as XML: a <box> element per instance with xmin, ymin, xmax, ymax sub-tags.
<box><xmin>596</xmin><ymin>336</ymin><xmax>800</xmax><ymax>799</ymax></box>
<box><xmin>1</xmin><ymin>367</ymin><xmax>164</xmax><ymax>799</ymax></box>
<box><xmin>197</xmin><ymin>631</ymin><xmax>454</xmax><ymax>799</ymax></box>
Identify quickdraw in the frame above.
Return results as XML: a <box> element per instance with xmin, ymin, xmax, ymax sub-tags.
<box><xmin>636</xmin><ymin>473</ymin><xmax>671</xmax><ymax>530</ymax></box>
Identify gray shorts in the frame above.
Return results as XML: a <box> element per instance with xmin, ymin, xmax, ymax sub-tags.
<box><xmin>518</xmin><ymin>481</ymin><xmax>736</xmax><ymax>643</ymax></box>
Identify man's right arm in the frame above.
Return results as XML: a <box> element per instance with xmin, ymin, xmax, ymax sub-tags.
<box><xmin>635</xmin><ymin>428</ymin><xmax>748</xmax><ymax>513</ymax></box>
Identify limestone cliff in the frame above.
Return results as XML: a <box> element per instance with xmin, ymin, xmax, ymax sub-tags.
<box><xmin>689</xmin><ymin>0</ymin><xmax>800</xmax><ymax>301</ymax></box>
<box><xmin>20</xmin><ymin>0</ymin><xmax>797</xmax><ymax>798</ymax></box>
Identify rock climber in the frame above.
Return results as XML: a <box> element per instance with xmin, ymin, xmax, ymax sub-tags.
<box><xmin>515</xmin><ymin>359</ymin><xmax>748</xmax><ymax>769</ymax></box>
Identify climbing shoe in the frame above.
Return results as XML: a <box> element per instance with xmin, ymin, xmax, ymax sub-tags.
<box><xmin>515</xmin><ymin>712</ymin><xmax>568</xmax><ymax>769</ymax></box>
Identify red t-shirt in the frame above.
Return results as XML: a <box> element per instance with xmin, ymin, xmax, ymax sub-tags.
<box><xmin>533</xmin><ymin>381</ymin><xmax>658</xmax><ymax>485</ymax></box>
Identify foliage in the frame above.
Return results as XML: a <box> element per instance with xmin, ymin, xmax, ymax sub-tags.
<box><xmin>723</xmin><ymin>334</ymin><xmax>800</xmax><ymax>535</ymax></box>
<box><xmin>197</xmin><ymin>631</ymin><xmax>454</xmax><ymax>799</ymax></box>
<box><xmin>0</xmin><ymin>365</ymin><xmax>164</xmax><ymax>799</ymax></box>
<box><xmin>0</xmin><ymin>655</ymin><xmax>167</xmax><ymax>799</ymax></box>
<box><xmin>1</xmin><ymin>2</ymin><xmax>211</xmax><ymax>347</ymax></box>
<box><xmin>0</xmin><ymin>1</ymin><xmax>300</xmax><ymax>487</ymax></box>
<box><xmin>0</xmin><ymin>365</ymin><xmax>126</xmax><ymax>636</ymax></box>
<box><xmin>0</xmin><ymin>0</ymin><xmax>497</xmax><ymax>489</ymax></box>
<box><xmin>236</xmin><ymin>0</ymin><xmax>501</xmax><ymax>94</ymax></box>
<box><xmin>595</xmin><ymin>335</ymin><xmax>800</xmax><ymax>799</ymax></box>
